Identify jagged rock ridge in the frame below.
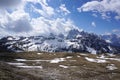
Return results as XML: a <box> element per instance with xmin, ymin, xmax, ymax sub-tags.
<box><xmin>0</xmin><ymin>29</ymin><xmax>120</xmax><ymax>54</ymax></box>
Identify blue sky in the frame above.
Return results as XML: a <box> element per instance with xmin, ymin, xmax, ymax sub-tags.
<box><xmin>46</xmin><ymin>0</ymin><xmax>120</xmax><ymax>35</ymax></box>
<box><xmin>0</xmin><ymin>0</ymin><xmax>120</xmax><ymax>36</ymax></box>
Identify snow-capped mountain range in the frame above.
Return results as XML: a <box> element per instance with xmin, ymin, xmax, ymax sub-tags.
<box><xmin>0</xmin><ymin>28</ymin><xmax>120</xmax><ymax>54</ymax></box>
<box><xmin>101</xmin><ymin>34</ymin><xmax>120</xmax><ymax>47</ymax></box>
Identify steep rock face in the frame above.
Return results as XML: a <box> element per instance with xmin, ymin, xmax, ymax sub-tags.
<box><xmin>0</xmin><ymin>29</ymin><xmax>119</xmax><ymax>54</ymax></box>
<box><xmin>66</xmin><ymin>29</ymin><xmax>118</xmax><ymax>53</ymax></box>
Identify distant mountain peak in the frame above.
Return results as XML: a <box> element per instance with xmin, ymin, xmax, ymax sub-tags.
<box><xmin>0</xmin><ymin>29</ymin><xmax>120</xmax><ymax>54</ymax></box>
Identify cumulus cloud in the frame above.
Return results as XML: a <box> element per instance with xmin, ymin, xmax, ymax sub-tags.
<box><xmin>0</xmin><ymin>1</ymin><xmax>31</xmax><ymax>34</ymax></box>
<box><xmin>50</xmin><ymin>18</ymin><xmax>75</xmax><ymax>35</ymax></box>
<box><xmin>0</xmin><ymin>0</ymin><xmax>21</xmax><ymax>8</ymax></box>
<box><xmin>78</xmin><ymin>0</ymin><xmax>120</xmax><ymax>20</ymax></box>
<box><xmin>26</xmin><ymin>0</ymin><xmax>55</xmax><ymax>17</ymax></box>
<box><xmin>25</xmin><ymin>0</ymin><xmax>55</xmax><ymax>17</ymax></box>
<box><xmin>0</xmin><ymin>0</ymin><xmax>32</xmax><ymax>36</ymax></box>
<box><xmin>39</xmin><ymin>0</ymin><xmax>55</xmax><ymax>17</ymax></box>
<box><xmin>31</xmin><ymin>17</ymin><xmax>76</xmax><ymax>36</ymax></box>
<box><xmin>0</xmin><ymin>0</ymin><xmax>77</xmax><ymax>37</ymax></box>
<box><xmin>91</xmin><ymin>21</ymin><xmax>96</xmax><ymax>27</ymax></box>
<box><xmin>59</xmin><ymin>4</ymin><xmax>71</xmax><ymax>15</ymax></box>
<box><xmin>6</xmin><ymin>17</ymin><xmax>32</xmax><ymax>33</ymax></box>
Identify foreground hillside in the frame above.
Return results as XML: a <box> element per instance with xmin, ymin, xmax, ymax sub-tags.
<box><xmin>0</xmin><ymin>52</ymin><xmax>120</xmax><ymax>80</ymax></box>
<box><xmin>0</xmin><ymin>61</ymin><xmax>42</xmax><ymax>80</ymax></box>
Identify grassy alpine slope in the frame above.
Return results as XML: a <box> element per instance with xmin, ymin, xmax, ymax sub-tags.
<box><xmin>0</xmin><ymin>52</ymin><xmax>120</xmax><ymax>80</ymax></box>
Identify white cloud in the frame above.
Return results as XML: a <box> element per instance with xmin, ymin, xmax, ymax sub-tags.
<box><xmin>0</xmin><ymin>11</ymin><xmax>32</xmax><ymax>34</ymax></box>
<box><xmin>0</xmin><ymin>1</ymin><xmax>31</xmax><ymax>36</ymax></box>
<box><xmin>0</xmin><ymin>0</ymin><xmax>21</xmax><ymax>8</ymax></box>
<box><xmin>50</xmin><ymin>18</ymin><xmax>76</xmax><ymax>35</ymax></box>
<box><xmin>101</xmin><ymin>13</ymin><xmax>111</xmax><ymax>20</ymax></box>
<box><xmin>39</xmin><ymin>0</ymin><xmax>55</xmax><ymax>17</ymax></box>
<box><xmin>28</xmin><ymin>0</ymin><xmax>55</xmax><ymax>17</ymax></box>
<box><xmin>92</xmin><ymin>13</ymin><xmax>98</xmax><ymax>17</ymax></box>
<box><xmin>91</xmin><ymin>21</ymin><xmax>96</xmax><ymax>27</ymax></box>
<box><xmin>115</xmin><ymin>15</ymin><xmax>120</xmax><ymax>20</ymax></box>
<box><xmin>31</xmin><ymin>17</ymin><xmax>77</xmax><ymax>36</ymax></box>
<box><xmin>112</xmin><ymin>29</ymin><xmax>120</xmax><ymax>33</ymax></box>
<box><xmin>0</xmin><ymin>0</ymin><xmax>31</xmax><ymax>34</ymax></box>
<box><xmin>78</xmin><ymin>0</ymin><xmax>120</xmax><ymax>20</ymax></box>
<box><xmin>0</xmin><ymin>0</ymin><xmax>78</xmax><ymax>37</ymax></box>
<box><xmin>31</xmin><ymin>17</ymin><xmax>51</xmax><ymax>35</ymax></box>
<box><xmin>41</xmin><ymin>5</ymin><xmax>55</xmax><ymax>17</ymax></box>
<box><xmin>59</xmin><ymin>4</ymin><xmax>70</xmax><ymax>15</ymax></box>
<box><xmin>6</xmin><ymin>17</ymin><xmax>32</xmax><ymax>33</ymax></box>
<box><xmin>104</xmin><ymin>32</ymin><xmax>112</xmax><ymax>35</ymax></box>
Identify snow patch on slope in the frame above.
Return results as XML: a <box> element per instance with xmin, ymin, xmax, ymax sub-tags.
<box><xmin>17</xmin><ymin>66</ymin><xmax>43</xmax><ymax>69</ymax></box>
<box><xmin>85</xmin><ymin>57</ymin><xmax>107</xmax><ymax>63</ymax></box>
<box><xmin>87</xmin><ymin>47</ymin><xmax>97</xmax><ymax>54</ymax></box>
<box><xmin>59</xmin><ymin>65</ymin><xmax>68</xmax><ymax>68</ymax></box>
<box><xmin>106</xmin><ymin>64</ymin><xmax>117</xmax><ymax>70</ymax></box>
<box><xmin>50</xmin><ymin>58</ymin><xmax>65</xmax><ymax>63</ymax></box>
